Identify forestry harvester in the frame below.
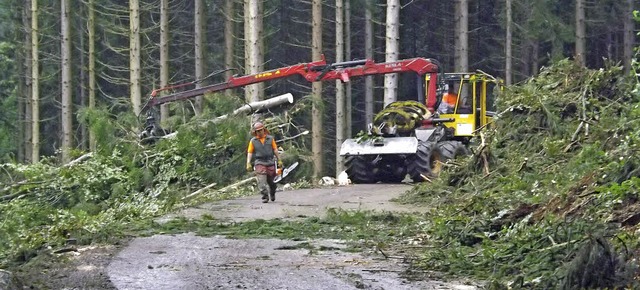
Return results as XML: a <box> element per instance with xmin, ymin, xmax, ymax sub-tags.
<box><xmin>139</xmin><ymin>55</ymin><xmax>501</xmax><ymax>183</ymax></box>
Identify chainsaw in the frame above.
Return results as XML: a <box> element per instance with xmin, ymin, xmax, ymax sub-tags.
<box><xmin>274</xmin><ymin>161</ymin><xmax>299</xmax><ymax>184</ymax></box>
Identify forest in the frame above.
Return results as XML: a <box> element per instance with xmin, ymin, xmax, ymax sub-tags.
<box><xmin>0</xmin><ymin>0</ymin><xmax>636</xmax><ymax>174</ymax></box>
<box><xmin>0</xmin><ymin>0</ymin><xmax>639</xmax><ymax>288</ymax></box>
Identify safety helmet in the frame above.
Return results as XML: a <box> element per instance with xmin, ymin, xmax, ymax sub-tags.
<box><xmin>251</xmin><ymin>122</ymin><xmax>266</xmax><ymax>135</ymax></box>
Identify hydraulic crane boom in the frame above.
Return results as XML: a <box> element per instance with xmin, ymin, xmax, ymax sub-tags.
<box><xmin>141</xmin><ymin>55</ymin><xmax>442</xmax><ymax>115</ymax></box>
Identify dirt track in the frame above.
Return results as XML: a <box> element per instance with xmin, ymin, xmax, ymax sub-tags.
<box><xmin>21</xmin><ymin>184</ymin><xmax>480</xmax><ymax>289</ymax></box>
<box><xmin>158</xmin><ymin>183</ymin><xmax>424</xmax><ymax>222</ymax></box>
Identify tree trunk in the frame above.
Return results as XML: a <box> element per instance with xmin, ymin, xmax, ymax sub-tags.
<box><xmin>335</xmin><ymin>0</ymin><xmax>345</xmax><ymax>176</ymax></box>
<box><xmin>88</xmin><ymin>0</ymin><xmax>96</xmax><ymax>151</ymax></box>
<box><xmin>130</xmin><ymin>0</ymin><xmax>142</xmax><ymax>116</ymax></box>
<box><xmin>160</xmin><ymin>0</ymin><xmax>169</xmax><ymax>122</ymax></box>
<box><xmin>311</xmin><ymin>0</ymin><xmax>323</xmax><ymax>179</ymax></box>
<box><xmin>244</xmin><ymin>0</ymin><xmax>262</xmax><ymax>103</ymax></box>
<box><xmin>194</xmin><ymin>0</ymin><xmax>205</xmax><ymax>115</ymax></box>
<box><xmin>31</xmin><ymin>0</ymin><xmax>39</xmax><ymax>163</ymax></box>
<box><xmin>384</xmin><ymin>0</ymin><xmax>399</xmax><ymax>106</ymax></box>
<box><xmin>18</xmin><ymin>0</ymin><xmax>30</xmax><ymax>163</ymax></box>
<box><xmin>505</xmin><ymin>0</ymin><xmax>512</xmax><ymax>85</ymax></box>
<box><xmin>161</xmin><ymin>93</ymin><xmax>294</xmax><ymax>140</ymax></box>
<box><xmin>455</xmin><ymin>0</ymin><xmax>469</xmax><ymax>72</ymax></box>
<box><xmin>531</xmin><ymin>40</ymin><xmax>539</xmax><ymax>76</ymax></box>
<box><xmin>224</xmin><ymin>0</ymin><xmax>235</xmax><ymax>96</ymax></box>
<box><xmin>16</xmin><ymin>3</ymin><xmax>25</xmax><ymax>163</ymax></box>
<box><xmin>23</xmin><ymin>0</ymin><xmax>32</xmax><ymax>163</ymax></box>
<box><xmin>78</xmin><ymin>16</ymin><xmax>87</xmax><ymax>151</ymax></box>
<box><xmin>623</xmin><ymin>0</ymin><xmax>634</xmax><ymax>75</ymax></box>
<box><xmin>364</xmin><ymin>0</ymin><xmax>374</xmax><ymax>125</ymax></box>
<box><xmin>61</xmin><ymin>0</ymin><xmax>72</xmax><ymax>163</ymax></box>
<box><xmin>575</xmin><ymin>0</ymin><xmax>586</xmax><ymax>66</ymax></box>
<box><xmin>257</xmin><ymin>0</ymin><xmax>264</xmax><ymax>99</ymax></box>
<box><xmin>344</xmin><ymin>0</ymin><xmax>352</xmax><ymax>138</ymax></box>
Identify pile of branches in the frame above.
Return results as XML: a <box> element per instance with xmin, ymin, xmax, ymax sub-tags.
<box><xmin>408</xmin><ymin>60</ymin><xmax>640</xmax><ymax>288</ymax></box>
<box><xmin>0</xmin><ymin>93</ymin><xmax>312</xmax><ymax>267</ymax></box>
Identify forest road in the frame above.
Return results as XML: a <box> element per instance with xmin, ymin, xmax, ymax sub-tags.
<box><xmin>103</xmin><ymin>183</ymin><xmax>479</xmax><ymax>289</ymax></box>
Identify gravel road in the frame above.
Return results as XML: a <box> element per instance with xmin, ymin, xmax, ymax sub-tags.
<box><xmin>106</xmin><ymin>184</ymin><xmax>479</xmax><ymax>290</ymax></box>
<box><xmin>17</xmin><ymin>184</ymin><xmax>480</xmax><ymax>289</ymax></box>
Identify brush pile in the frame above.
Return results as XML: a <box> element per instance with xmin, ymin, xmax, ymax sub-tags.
<box><xmin>409</xmin><ymin>60</ymin><xmax>640</xmax><ymax>288</ymax></box>
<box><xmin>0</xmin><ymin>94</ymin><xmax>312</xmax><ymax>266</ymax></box>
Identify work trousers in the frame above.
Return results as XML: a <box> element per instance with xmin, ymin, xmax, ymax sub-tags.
<box><xmin>254</xmin><ymin>164</ymin><xmax>277</xmax><ymax>200</ymax></box>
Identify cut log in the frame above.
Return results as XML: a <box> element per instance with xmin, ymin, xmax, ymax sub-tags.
<box><xmin>163</xmin><ymin>93</ymin><xmax>294</xmax><ymax>139</ymax></box>
<box><xmin>182</xmin><ymin>182</ymin><xmax>217</xmax><ymax>200</ymax></box>
<box><xmin>217</xmin><ymin>176</ymin><xmax>255</xmax><ymax>192</ymax></box>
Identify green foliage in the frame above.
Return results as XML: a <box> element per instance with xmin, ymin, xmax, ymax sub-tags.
<box><xmin>0</xmin><ymin>93</ymin><xmax>313</xmax><ymax>267</ymax></box>
<box><xmin>0</xmin><ymin>41</ymin><xmax>17</xmax><ymax>162</ymax></box>
<box><xmin>135</xmin><ymin>209</ymin><xmax>426</xmax><ymax>253</ymax></box>
<box><xmin>401</xmin><ymin>59</ymin><xmax>640</xmax><ymax>287</ymax></box>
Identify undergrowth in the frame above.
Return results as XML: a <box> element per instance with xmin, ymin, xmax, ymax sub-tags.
<box><xmin>0</xmin><ymin>93</ymin><xmax>313</xmax><ymax>267</ymax></box>
<box><xmin>400</xmin><ymin>60</ymin><xmax>640</xmax><ymax>288</ymax></box>
<box><xmin>131</xmin><ymin>209</ymin><xmax>428</xmax><ymax>255</ymax></box>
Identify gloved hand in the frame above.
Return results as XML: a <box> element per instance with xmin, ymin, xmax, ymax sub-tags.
<box><xmin>246</xmin><ymin>162</ymin><xmax>252</xmax><ymax>172</ymax></box>
<box><xmin>277</xmin><ymin>160</ymin><xmax>284</xmax><ymax>175</ymax></box>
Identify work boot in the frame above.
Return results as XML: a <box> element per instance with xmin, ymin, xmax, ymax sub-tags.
<box><xmin>262</xmin><ymin>194</ymin><xmax>269</xmax><ymax>203</ymax></box>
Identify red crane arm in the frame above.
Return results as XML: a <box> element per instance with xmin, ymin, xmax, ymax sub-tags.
<box><xmin>144</xmin><ymin>57</ymin><xmax>329</xmax><ymax>110</ymax></box>
<box><xmin>141</xmin><ymin>55</ymin><xmax>441</xmax><ymax>114</ymax></box>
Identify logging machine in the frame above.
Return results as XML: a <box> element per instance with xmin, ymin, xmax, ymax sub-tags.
<box><xmin>139</xmin><ymin>55</ymin><xmax>501</xmax><ymax>183</ymax></box>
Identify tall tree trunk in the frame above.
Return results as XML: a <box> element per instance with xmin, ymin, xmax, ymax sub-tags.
<box><xmin>623</xmin><ymin>0</ymin><xmax>634</xmax><ymax>75</ymax></box>
<box><xmin>88</xmin><ymin>0</ymin><xmax>96</xmax><ymax>151</ymax></box>
<box><xmin>160</xmin><ymin>0</ymin><xmax>169</xmax><ymax>122</ymax></box>
<box><xmin>224</xmin><ymin>0</ymin><xmax>235</xmax><ymax>96</ymax></box>
<box><xmin>335</xmin><ymin>0</ymin><xmax>345</xmax><ymax>176</ymax></box>
<box><xmin>505</xmin><ymin>0</ymin><xmax>512</xmax><ymax>85</ymax></box>
<box><xmin>344</xmin><ymin>0</ymin><xmax>352</xmax><ymax>138</ymax></box>
<box><xmin>31</xmin><ymin>0</ymin><xmax>39</xmax><ymax>163</ymax></box>
<box><xmin>531</xmin><ymin>40</ymin><xmax>539</xmax><ymax>76</ymax></box>
<box><xmin>455</xmin><ymin>0</ymin><xmax>469</xmax><ymax>72</ymax></box>
<box><xmin>24</xmin><ymin>0</ymin><xmax>32</xmax><ymax>163</ymax></box>
<box><xmin>257</xmin><ymin>0</ymin><xmax>264</xmax><ymax>98</ymax></box>
<box><xmin>384</xmin><ymin>0</ymin><xmax>399</xmax><ymax>106</ymax></box>
<box><xmin>575</xmin><ymin>0</ymin><xmax>586</xmax><ymax>66</ymax></box>
<box><xmin>244</xmin><ymin>0</ymin><xmax>262</xmax><ymax>103</ymax></box>
<box><xmin>16</xmin><ymin>3</ymin><xmax>25</xmax><ymax>163</ymax></box>
<box><xmin>78</xmin><ymin>16</ymin><xmax>87</xmax><ymax>151</ymax></box>
<box><xmin>130</xmin><ymin>0</ymin><xmax>142</xmax><ymax>116</ymax></box>
<box><xmin>364</xmin><ymin>0</ymin><xmax>374</xmax><ymax>125</ymax></box>
<box><xmin>311</xmin><ymin>0</ymin><xmax>323</xmax><ymax>179</ymax></box>
<box><xmin>61</xmin><ymin>0</ymin><xmax>72</xmax><ymax>163</ymax></box>
<box><xmin>194</xmin><ymin>0</ymin><xmax>205</xmax><ymax>115</ymax></box>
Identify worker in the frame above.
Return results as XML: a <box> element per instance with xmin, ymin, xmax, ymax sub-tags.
<box><xmin>246</xmin><ymin>121</ymin><xmax>283</xmax><ymax>203</ymax></box>
<box><xmin>437</xmin><ymin>85</ymin><xmax>459</xmax><ymax>114</ymax></box>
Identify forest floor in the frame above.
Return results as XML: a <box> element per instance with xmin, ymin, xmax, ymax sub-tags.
<box><xmin>16</xmin><ymin>184</ymin><xmax>481</xmax><ymax>289</ymax></box>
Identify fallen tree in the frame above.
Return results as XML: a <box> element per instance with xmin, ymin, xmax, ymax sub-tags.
<box><xmin>406</xmin><ymin>60</ymin><xmax>640</xmax><ymax>288</ymax></box>
<box><xmin>0</xmin><ymin>92</ymin><xmax>313</xmax><ymax>267</ymax></box>
<box><xmin>161</xmin><ymin>93</ymin><xmax>294</xmax><ymax>140</ymax></box>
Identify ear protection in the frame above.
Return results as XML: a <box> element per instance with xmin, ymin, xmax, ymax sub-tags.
<box><xmin>250</xmin><ymin>122</ymin><xmax>269</xmax><ymax>136</ymax></box>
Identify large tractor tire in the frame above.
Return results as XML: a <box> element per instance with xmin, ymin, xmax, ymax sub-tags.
<box><xmin>345</xmin><ymin>156</ymin><xmax>377</xmax><ymax>184</ymax></box>
<box><xmin>407</xmin><ymin>141</ymin><xmax>441</xmax><ymax>182</ymax></box>
<box><xmin>376</xmin><ymin>157</ymin><xmax>407</xmax><ymax>183</ymax></box>
<box><xmin>427</xmin><ymin>140</ymin><xmax>469</xmax><ymax>177</ymax></box>
<box><xmin>437</xmin><ymin>140</ymin><xmax>469</xmax><ymax>161</ymax></box>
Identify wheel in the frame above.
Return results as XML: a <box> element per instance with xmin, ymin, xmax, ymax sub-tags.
<box><xmin>437</xmin><ymin>140</ymin><xmax>469</xmax><ymax>161</ymax></box>
<box><xmin>345</xmin><ymin>156</ymin><xmax>377</xmax><ymax>184</ymax></box>
<box><xmin>407</xmin><ymin>141</ymin><xmax>440</xmax><ymax>182</ymax></box>
<box><xmin>428</xmin><ymin>140</ymin><xmax>469</xmax><ymax>177</ymax></box>
<box><xmin>376</xmin><ymin>156</ymin><xmax>407</xmax><ymax>183</ymax></box>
